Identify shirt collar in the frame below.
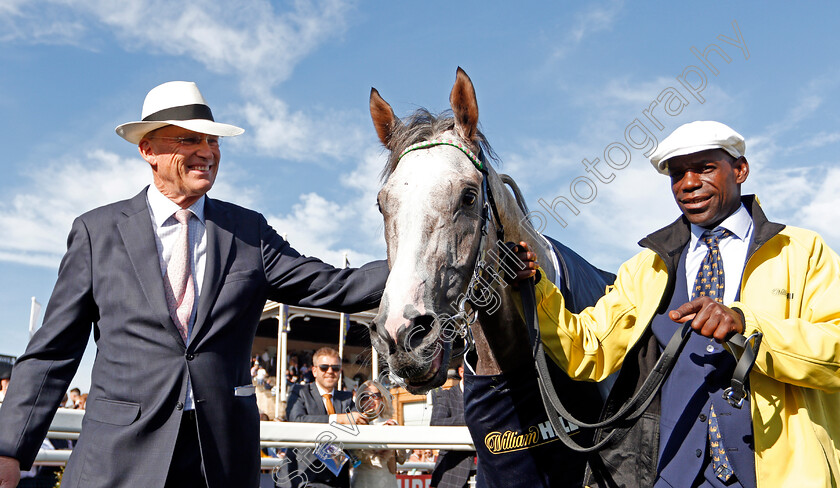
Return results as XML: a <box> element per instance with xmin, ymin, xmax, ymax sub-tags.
<box><xmin>146</xmin><ymin>185</ymin><xmax>206</xmax><ymax>228</ymax></box>
<box><xmin>314</xmin><ymin>382</ymin><xmax>335</xmax><ymax>397</ymax></box>
<box><xmin>689</xmin><ymin>203</ymin><xmax>752</xmax><ymax>250</ymax></box>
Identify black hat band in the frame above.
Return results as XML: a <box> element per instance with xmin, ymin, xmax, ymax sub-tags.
<box><xmin>142</xmin><ymin>104</ymin><xmax>214</xmax><ymax>122</ymax></box>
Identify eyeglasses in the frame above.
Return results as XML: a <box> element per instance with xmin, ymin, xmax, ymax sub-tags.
<box><xmin>363</xmin><ymin>392</ymin><xmax>382</xmax><ymax>399</ymax></box>
<box><xmin>317</xmin><ymin>364</ymin><xmax>342</xmax><ymax>372</ymax></box>
<box><xmin>148</xmin><ymin>135</ymin><xmax>221</xmax><ymax>147</ymax></box>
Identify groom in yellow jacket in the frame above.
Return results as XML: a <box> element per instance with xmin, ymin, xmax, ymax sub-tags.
<box><xmin>515</xmin><ymin>121</ymin><xmax>840</xmax><ymax>488</ymax></box>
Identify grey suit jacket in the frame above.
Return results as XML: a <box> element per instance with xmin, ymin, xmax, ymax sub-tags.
<box><xmin>0</xmin><ymin>188</ymin><xmax>387</xmax><ymax>488</ymax></box>
<box><xmin>284</xmin><ymin>383</ymin><xmax>355</xmax><ymax>488</ymax></box>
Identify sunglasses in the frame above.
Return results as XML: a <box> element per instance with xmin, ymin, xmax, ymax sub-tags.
<box><xmin>317</xmin><ymin>364</ymin><xmax>342</xmax><ymax>372</ymax></box>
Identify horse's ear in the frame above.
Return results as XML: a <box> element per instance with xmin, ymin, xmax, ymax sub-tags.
<box><xmin>450</xmin><ymin>67</ymin><xmax>479</xmax><ymax>143</ymax></box>
<box><xmin>370</xmin><ymin>87</ymin><xmax>399</xmax><ymax>149</ymax></box>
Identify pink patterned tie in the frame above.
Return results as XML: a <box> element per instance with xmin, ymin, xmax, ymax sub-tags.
<box><xmin>164</xmin><ymin>209</ymin><xmax>194</xmax><ymax>342</ymax></box>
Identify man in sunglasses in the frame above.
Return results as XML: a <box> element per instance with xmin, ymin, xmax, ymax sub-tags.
<box><xmin>285</xmin><ymin>347</ymin><xmax>364</xmax><ymax>488</ymax></box>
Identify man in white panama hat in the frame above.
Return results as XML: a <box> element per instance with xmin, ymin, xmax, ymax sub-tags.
<box><xmin>0</xmin><ymin>81</ymin><xmax>388</xmax><ymax>488</ymax></box>
<box><xmin>513</xmin><ymin>120</ymin><xmax>840</xmax><ymax>487</ymax></box>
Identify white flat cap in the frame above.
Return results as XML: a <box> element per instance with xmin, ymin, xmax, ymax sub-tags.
<box><xmin>650</xmin><ymin>121</ymin><xmax>745</xmax><ymax>175</ymax></box>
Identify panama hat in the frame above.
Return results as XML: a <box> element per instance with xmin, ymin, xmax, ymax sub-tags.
<box><xmin>650</xmin><ymin>121</ymin><xmax>745</xmax><ymax>175</ymax></box>
<box><xmin>115</xmin><ymin>81</ymin><xmax>244</xmax><ymax>144</ymax></box>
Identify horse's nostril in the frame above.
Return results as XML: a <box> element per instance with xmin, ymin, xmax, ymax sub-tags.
<box><xmin>371</xmin><ymin>322</ymin><xmax>397</xmax><ymax>354</ymax></box>
<box><xmin>404</xmin><ymin>314</ymin><xmax>436</xmax><ymax>352</ymax></box>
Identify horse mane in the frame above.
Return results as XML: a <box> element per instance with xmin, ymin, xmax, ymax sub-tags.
<box><xmin>380</xmin><ymin>108</ymin><xmax>498</xmax><ymax>182</ymax></box>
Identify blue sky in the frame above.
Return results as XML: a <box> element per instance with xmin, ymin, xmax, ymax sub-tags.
<box><xmin>1</xmin><ymin>1</ymin><xmax>838</xmax><ymax>392</ymax></box>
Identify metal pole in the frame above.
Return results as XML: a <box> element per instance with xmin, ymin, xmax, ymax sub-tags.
<box><xmin>338</xmin><ymin>312</ymin><xmax>347</xmax><ymax>389</ymax></box>
<box><xmin>338</xmin><ymin>253</ymin><xmax>349</xmax><ymax>389</ymax></box>
<box><xmin>276</xmin><ymin>304</ymin><xmax>288</xmax><ymax>420</ymax></box>
<box><xmin>29</xmin><ymin>297</ymin><xmax>42</xmax><ymax>339</ymax></box>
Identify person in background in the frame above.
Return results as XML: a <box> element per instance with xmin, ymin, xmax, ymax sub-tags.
<box><xmin>430</xmin><ymin>363</ymin><xmax>475</xmax><ymax>488</ymax></box>
<box><xmin>67</xmin><ymin>388</ymin><xmax>81</xmax><ymax>409</ymax></box>
<box><xmin>287</xmin><ymin>355</ymin><xmax>300</xmax><ymax>385</ymax></box>
<box><xmin>0</xmin><ymin>368</ymin><xmax>10</xmax><ymax>403</ymax></box>
<box><xmin>350</xmin><ymin>380</ymin><xmax>406</xmax><ymax>488</ymax></box>
<box><xmin>285</xmin><ymin>347</ymin><xmax>366</xmax><ymax>488</ymax></box>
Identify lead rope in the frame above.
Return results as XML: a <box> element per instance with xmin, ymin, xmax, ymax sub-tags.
<box><xmin>521</xmin><ymin>276</ymin><xmax>762</xmax><ymax>453</ymax></box>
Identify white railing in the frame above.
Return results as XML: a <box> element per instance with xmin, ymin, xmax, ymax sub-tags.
<box><xmin>22</xmin><ymin>407</ymin><xmax>474</xmax><ymax>467</ymax></box>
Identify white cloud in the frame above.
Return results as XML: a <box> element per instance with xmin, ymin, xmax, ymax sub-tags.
<box><xmin>0</xmin><ymin>1</ymin><xmax>86</xmax><ymax>44</ymax></box>
<box><xmin>0</xmin><ymin>0</ymin><xmax>387</xmax><ymax>272</ymax></box>
<box><xmin>0</xmin><ymin>144</ymin><xmax>253</xmax><ymax>263</ymax></box>
<box><xmin>493</xmin><ymin>72</ymin><xmax>748</xmax><ymax>271</ymax></box>
<box><xmin>263</xmin><ymin>146</ymin><xmax>389</xmax><ymax>269</ymax></box>
<box><xmin>0</xmin><ymin>150</ymin><xmax>150</xmax><ymax>268</ymax></box>
<box><xmin>0</xmin><ymin>0</ymin><xmax>352</xmax><ymax>91</ymax></box>
<box><xmin>533</xmin><ymin>164</ymin><xmax>676</xmax><ymax>270</ymax></box>
<box><xmin>266</xmin><ymin>192</ymin><xmax>379</xmax><ymax>268</ymax></box>
<box><xmin>0</xmin><ymin>0</ymin><xmax>386</xmax><ymax>271</ymax></box>
<box><xmin>794</xmin><ymin>131</ymin><xmax>840</xmax><ymax>151</ymax></box>
<box><xmin>552</xmin><ymin>0</ymin><xmax>624</xmax><ymax>59</ymax></box>
<box><xmin>241</xmin><ymin>96</ymin><xmax>369</xmax><ymax>161</ymax></box>
<box><xmin>794</xmin><ymin>167</ymin><xmax>840</xmax><ymax>244</ymax></box>
<box><xmin>340</xmin><ymin>147</ymin><xmax>388</xmax><ymax>249</ymax></box>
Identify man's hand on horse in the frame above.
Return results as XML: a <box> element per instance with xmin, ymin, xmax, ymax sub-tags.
<box><xmin>669</xmin><ymin>297</ymin><xmax>745</xmax><ymax>342</ymax></box>
<box><xmin>503</xmin><ymin>241</ymin><xmax>538</xmax><ymax>288</ymax></box>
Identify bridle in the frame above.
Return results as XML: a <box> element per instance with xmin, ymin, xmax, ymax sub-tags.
<box><xmin>397</xmin><ymin>136</ymin><xmax>507</xmax><ymax>357</ymax></box>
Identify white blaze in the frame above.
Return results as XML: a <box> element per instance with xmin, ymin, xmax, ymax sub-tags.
<box><xmin>379</xmin><ymin>145</ymin><xmax>479</xmax><ymax>343</ymax></box>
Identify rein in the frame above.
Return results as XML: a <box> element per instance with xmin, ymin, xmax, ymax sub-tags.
<box><xmin>398</xmin><ymin>137</ymin><xmax>507</xmax><ymax>356</ymax></box>
<box><xmin>521</xmin><ymin>275</ymin><xmax>763</xmax><ymax>453</ymax></box>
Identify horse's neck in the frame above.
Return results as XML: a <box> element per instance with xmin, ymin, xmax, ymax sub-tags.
<box><xmin>468</xmin><ymin>170</ymin><xmax>550</xmax><ymax>376</ymax></box>
<box><xmin>472</xmin><ymin>290</ymin><xmax>528</xmax><ymax>376</ymax></box>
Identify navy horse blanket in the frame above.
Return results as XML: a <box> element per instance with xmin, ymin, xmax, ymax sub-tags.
<box><xmin>463</xmin><ymin>235</ymin><xmax>615</xmax><ymax>487</ymax></box>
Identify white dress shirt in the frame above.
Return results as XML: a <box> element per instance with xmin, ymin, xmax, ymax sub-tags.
<box><xmin>146</xmin><ymin>185</ymin><xmax>208</xmax><ymax>410</ymax></box>
<box><xmin>314</xmin><ymin>382</ymin><xmax>340</xmax><ymax>422</ymax></box>
<box><xmin>685</xmin><ymin>204</ymin><xmax>753</xmax><ymax>304</ymax></box>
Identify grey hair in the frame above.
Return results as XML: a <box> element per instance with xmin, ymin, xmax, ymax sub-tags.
<box><xmin>380</xmin><ymin>108</ymin><xmax>498</xmax><ymax>182</ymax></box>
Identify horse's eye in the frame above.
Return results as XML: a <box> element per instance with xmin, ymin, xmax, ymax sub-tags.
<box><xmin>462</xmin><ymin>191</ymin><xmax>477</xmax><ymax>207</ymax></box>
<box><xmin>376</xmin><ymin>199</ymin><xmax>383</xmax><ymax>214</ymax></box>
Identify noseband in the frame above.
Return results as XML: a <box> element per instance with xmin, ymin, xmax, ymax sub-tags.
<box><xmin>398</xmin><ymin>136</ymin><xmax>507</xmax><ymax>356</ymax></box>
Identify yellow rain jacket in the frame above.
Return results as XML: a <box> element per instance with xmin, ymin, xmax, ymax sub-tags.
<box><xmin>531</xmin><ymin>197</ymin><xmax>840</xmax><ymax>487</ymax></box>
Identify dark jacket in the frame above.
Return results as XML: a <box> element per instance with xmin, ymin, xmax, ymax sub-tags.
<box><xmin>0</xmin><ymin>188</ymin><xmax>387</xmax><ymax>488</ymax></box>
<box><xmin>285</xmin><ymin>383</ymin><xmax>355</xmax><ymax>488</ymax></box>
<box><xmin>430</xmin><ymin>384</ymin><xmax>475</xmax><ymax>488</ymax></box>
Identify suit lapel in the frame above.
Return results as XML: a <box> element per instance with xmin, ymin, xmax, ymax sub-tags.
<box><xmin>117</xmin><ymin>188</ymin><xmax>186</xmax><ymax>348</ymax></box>
<box><xmin>310</xmin><ymin>383</ymin><xmax>329</xmax><ymax>415</ymax></box>
<box><xmin>191</xmin><ymin>198</ymin><xmax>235</xmax><ymax>345</ymax></box>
